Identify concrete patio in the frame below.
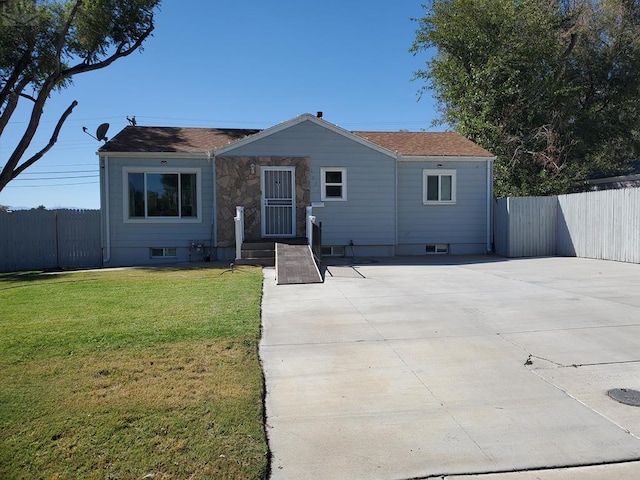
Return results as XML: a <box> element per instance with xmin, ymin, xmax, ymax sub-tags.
<box><xmin>260</xmin><ymin>256</ymin><xmax>640</xmax><ymax>479</ymax></box>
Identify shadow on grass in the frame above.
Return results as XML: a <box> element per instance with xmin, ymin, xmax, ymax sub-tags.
<box><xmin>126</xmin><ymin>262</ymin><xmax>260</xmax><ymax>277</ymax></box>
<box><xmin>0</xmin><ymin>271</ymin><xmax>68</xmax><ymax>284</ymax></box>
<box><xmin>0</xmin><ymin>263</ymin><xmax>262</xmax><ymax>291</ymax></box>
<box><xmin>0</xmin><ymin>272</ymin><xmax>94</xmax><ymax>291</ymax></box>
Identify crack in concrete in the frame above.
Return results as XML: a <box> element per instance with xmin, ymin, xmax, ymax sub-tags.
<box><xmin>530</xmin><ymin>368</ymin><xmax>640</xmax><ymax>441</ymax></box>
<box><xmin>397</xmin><ymin>458</ymin><xmax>640</xmax><ymax>479</ymax></box>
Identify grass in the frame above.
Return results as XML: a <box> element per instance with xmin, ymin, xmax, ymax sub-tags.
<box><xmin>0</xmin><ymin>266</ymin><xmax>268</xmax><ymax>480</ymax></box>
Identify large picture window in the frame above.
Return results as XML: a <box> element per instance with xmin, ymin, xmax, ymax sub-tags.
<box><xmin>321</xmin><ymin>167</ymin><xmax>347</xmax><ymax>201</ymax></box>
<box><xmin>423</xmin><ymin>169</ymin><xmax>456</xmax><ymax>205</ymax></box>
<box><xmin>125</xmin><ymin>169</ymin><xmax>201</xmax><ymax>222</ymax></box>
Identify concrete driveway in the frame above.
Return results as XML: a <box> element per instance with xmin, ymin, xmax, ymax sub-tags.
<box><xmin>260</xmin><ymin>256</ymin><xmax>640</xmax><ymax>480</ymax></box>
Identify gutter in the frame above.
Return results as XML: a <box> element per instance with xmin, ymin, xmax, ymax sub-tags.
<box><xmin>102</xmin><ymin>155</ymin><xmax>111</xmax><ymax>264</ymax></box>
<box><xmin>395</xmin><ymin>153</ymin><xmax>399</xmax><ymax>251</ymax></box>
<box><xmin>210</xmin><ymin>152</ymin><xmax>217</xmax><ymax>251</ymax></box>
<box><xmin>486</xmin><ymin>157</ymin><xmax>495</xmax><ymax>253</ymax></box>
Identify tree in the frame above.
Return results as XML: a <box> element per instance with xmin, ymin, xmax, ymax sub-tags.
<box><xmin>412</xmin><ymin>0</ymin><xmax>640</xmax><ymax>196</ymax></box>
<box><xmin>0</xmin><ymin>0</ymin><xmax>160</xmax><ymax>193</ymax></box>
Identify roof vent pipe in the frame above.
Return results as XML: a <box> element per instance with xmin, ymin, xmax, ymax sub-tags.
<box><xmin>317</xmin><ymin>111</ymin><xmax>323</xmax><ymax>118</ymax></box>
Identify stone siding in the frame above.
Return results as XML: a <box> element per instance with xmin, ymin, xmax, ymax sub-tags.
<box><xmin>216</xmin><ymin>156</ymin><xmax>310</xmax><ymax>247</ymax></box>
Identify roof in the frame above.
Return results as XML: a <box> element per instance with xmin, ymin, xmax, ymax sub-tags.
<box><xmin>587</xmin><ymin>159</ymin><xmax>640</xmax><ymax>189</ymax></box>
<box><xmin>99</xmin><ymin>126</ymin><xmax>260</xmax><ymax>153</ymax></box>
<box><xmin>353</xmin><ymin>131</ymin><xmax>494</xmax><ymax>157</ymax></box>
<box><xmin>99</xmin><ymin>120</ymin><xmax>494</xmax><ymax>158</ymax></box>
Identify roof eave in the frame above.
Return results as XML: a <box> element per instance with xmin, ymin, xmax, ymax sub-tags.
<box><xmin>587</xmin><ymin>173</ymin><xmax>640</xmax><ymax>185</ymax></box>
<box><xmin>399</xmin><ymin>155</ymin><xmax>495</xmax><ymax>162</ymax></box>
<box><xmin>97</xmin><ymin>150</ymin><xmax>213</xmax><ymax>159</ymax></box>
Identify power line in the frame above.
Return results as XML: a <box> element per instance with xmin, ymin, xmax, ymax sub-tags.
<box><xmin>13</xmin><ymin>174</ymin><xmax>99</xmax><ymax>181</ymax></box>
<box><xmin>21</xmin><ymin>169</ymin><xmax>98</xmax><ymax>175</ymax></box>
<box><xmin>27</xmin><ymin>163</ymin><xmax>96</xmax><ymax>168</ymax></box>
<box><xmin>8</xmin><ymin>180</ymin><xmax>100</xmax><ymax>188</ymax></box>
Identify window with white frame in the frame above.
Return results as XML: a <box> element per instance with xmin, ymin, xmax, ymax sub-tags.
<box><xmin>124</xmin><ymin>169</ymin><xmax>201</xmax><ymax>222</ymax></box>
<box><xmin>423</xmin><ymin>169</ymin><xmax>456</xmax><ymax>204</ymax></box>
<box><xmin>321</xmin><ymin>167</ymin><xmax>347</xmax><ymax>201</ymax></box>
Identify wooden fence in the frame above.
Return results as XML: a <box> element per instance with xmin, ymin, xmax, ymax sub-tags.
<box><xmin>495</xmin><ymin>188</ymin><xmax>640</xmax><ymax>264</ymax></box>
<box><xmin>0</xmin><ymin>209</ymin><xmax>101</xmax><ymax>272</ymax></box>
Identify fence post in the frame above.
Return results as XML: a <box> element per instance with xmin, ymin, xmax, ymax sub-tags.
<box><xmin>55</xmin><ymin>210</ymin><xmax>60</xmax><ymax>269</ymax></box>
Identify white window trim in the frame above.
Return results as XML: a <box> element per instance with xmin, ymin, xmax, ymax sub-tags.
<box><xmin>321</xmin><ymin>167</ymin><xmax>347</xmax><ymax>201</ymax></box>
<box><xmin>123</xmin><ymin>167</ymin><xmax>203</xmax><ymax>223</ymax></box>
<box><xmin>423</xmin><ymin>169</ymin><xmax>457</xmax><ymax>205</ymax></box>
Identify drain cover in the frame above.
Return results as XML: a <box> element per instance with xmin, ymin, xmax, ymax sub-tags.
<box><xmin>607</xmin><ymin>388</ymin><xmax>640</xmax><ymax>407</ymax></box>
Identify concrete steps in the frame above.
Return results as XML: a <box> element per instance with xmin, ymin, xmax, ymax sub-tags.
<box><xmin>235</xmin><ymin>238</ymin><xmax>308</xmax><ymax>267</ymax></box>
<box><xmin>236</xmin><ymin>242</ymin><xmax>276</xmax><ymax>266</ymax></box>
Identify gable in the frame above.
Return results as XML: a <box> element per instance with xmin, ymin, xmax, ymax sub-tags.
<box><xmin>215</xmin><ymin>114</ymin><xmax>398</xmax><ymax>158</ymax></box>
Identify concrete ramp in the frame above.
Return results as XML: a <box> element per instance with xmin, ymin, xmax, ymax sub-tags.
<box><xmin>275</xmin><ymin>243</ymin><xmax>322</xmax><ymax>285</ymax></box>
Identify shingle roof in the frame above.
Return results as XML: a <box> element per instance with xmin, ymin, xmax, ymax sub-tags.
<box><xmin>353</xmin><ymin>131</ymin><xmax>494</xmax><ymax>157</ymax></box>
<box><xmin>99</xmin><ymin>125</ymin><xmax>494</xmax><ymax>158</ymax></box>
<box><xmin>99</xmin><ymin>126</ymin><xmax>260</xmax><ymax>153</ymax></box>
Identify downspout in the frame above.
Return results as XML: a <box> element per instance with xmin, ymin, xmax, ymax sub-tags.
<box><xmin>210</xmin><ymin>152</ymin><xmax>217</xmax><ymax>253</ymax></box>
<box><xmin>486</xmin><ymin>157</ymin><xmax>495</xmax><ymax>253</ymax></box>
<box><xmin>394</xmin><ymin>153</ymin><xmax>399</xmax><ymax>255</ymax></box>
<box><xmin>102</xmin><ymin>155</ymin><xmax>111</xmax><ymax>264</ymax></box>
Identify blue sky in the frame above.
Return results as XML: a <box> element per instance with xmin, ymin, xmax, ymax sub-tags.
<box><xmin>0</xmin><ymin>1</ymin><xmax>439</xmax><ymax>209</ymax></box>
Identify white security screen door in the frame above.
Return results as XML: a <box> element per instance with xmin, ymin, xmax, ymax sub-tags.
<box><xmin>261</xmin><ymin>167</ymin><xmax>296</xmax><ymax>237</ymax></box>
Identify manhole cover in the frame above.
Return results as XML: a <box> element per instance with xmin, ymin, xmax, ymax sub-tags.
<box><xmin>607</xmin><ymin>388</ymin><xmax>640</xmax><ymax>407</ymax></box>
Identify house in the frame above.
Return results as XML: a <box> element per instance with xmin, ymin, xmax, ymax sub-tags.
<box><xmin>586</xmin><ymin>159</ymin><xmax>640</xmax><ymax>191</ymax></box>
<box><xmin>98</xmin><ymin>113</ymin><xmax>495</xmax><ymax>266</ymax></box>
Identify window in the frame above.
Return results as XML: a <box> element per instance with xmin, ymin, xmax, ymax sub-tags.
<box><xmin>150</xmin><ymin>247</ymin><xmax>177</xmax><ymax>258</ymax></box>
<box><xmin>423</xmin><ymin>169</ymin><xmax>456</xmax><ymax>204</ymax></box>
<box><xmin>321</xmin><ymin>168</ymin><xmax>347</xmax><ymax>201</ymax></box>
<box><xmin>426</xmin><ymin>244</ymin><xmax>449</xmax><ymax>254</ymax></box>
<box><xmin>124</xmin><ymin>169</ymin><xmax>201</xmax><ymax>222</ymax></box>
<box><xmin>321</xmin><ymin>245</ymin><xmax>346</xmax><ymax>256</ymax></box>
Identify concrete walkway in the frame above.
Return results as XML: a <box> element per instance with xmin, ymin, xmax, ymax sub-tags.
<box><xmin>260</xmin><ymin>256</ymin><xmax>640</xmax><ymax>480</ymax></box>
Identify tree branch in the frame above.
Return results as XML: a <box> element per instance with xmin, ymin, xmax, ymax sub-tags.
<box><xmin>2</xmin><ymin>71</ymin><xmax>65</xmax><ymax>185</ymax></box>
<box><xmin>63</xmin><ymin>23</ymin><xmax>155</xmax><ymax>78</ymax></box>
<box><xmin>0</xmin><ymin>49</ymin><xmax>33</xmax><ymax>108</ymax></box>
<box><xmin>0</xmin><ymin>76</ymin><xmax>33</xmax><ymax>137</ymax></box>
<box><xmin>1</xmin><ymin>101</ymin><xmax>78</xmax><ymax>189</ymax></box>
<box><xmin>18</xmin><ymin>92</ymin><xmax>37</xmax><ymax>103</ymax></box>
<box><xmin>1</xmin><ymin>20</ymin><xmax>152</xmax><ymax>184</ymax></box>
<box><xmin>55</xmin><ymin>0</ymin><xmax>83</xmax><ymax>74</ymax></box>
<box><xmin>0</xmin><ymin>1</ymin><xmax>157</xmax><ymax>194</ymax></box>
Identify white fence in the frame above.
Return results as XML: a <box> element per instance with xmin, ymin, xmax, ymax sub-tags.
<box><xmin>0</xmin><ymin>209</ymin><xmax>101</xmax><ymax>272</ymax></box>
<box><xmin>495</xmin><ymin>188</ymin><xmax>640</xmax><ymax>264</ymax></box>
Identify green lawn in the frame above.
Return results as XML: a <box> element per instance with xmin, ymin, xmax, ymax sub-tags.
<box><xmin>0</xmin><ymin>266</ymin><xmax>268</xmax><ymax>480</ymax></box>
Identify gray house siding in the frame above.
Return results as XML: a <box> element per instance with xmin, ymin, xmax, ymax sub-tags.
<box><xmin>100</xmin><ymin>117</ymin><xmax>494</xmax><ymax>266</ymax></box>
<box><xmin>102</xmin><ymin>156</ymin><xmax>214</xmax><ymax>266</ymax></box>
<box><xmin>221</xmin><ymin>119</ymin><xmax>397</xmax><ymax>255</ymax></box>
<box><xmin>396</xmin><ymin>159</ymin><xmax>489</xmax><ymax>255</ymax></box>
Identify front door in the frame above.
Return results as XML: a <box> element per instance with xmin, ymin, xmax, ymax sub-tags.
<box><xmin>261</xmin><ymin>167</ymin><xmax>296</xmax><ymax>237</ymax></box>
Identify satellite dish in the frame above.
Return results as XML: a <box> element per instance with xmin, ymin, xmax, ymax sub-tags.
<box><xmin>96</xmin><ymin>123</ymin><xmax>109</xmax><ymax>142</ymax></box>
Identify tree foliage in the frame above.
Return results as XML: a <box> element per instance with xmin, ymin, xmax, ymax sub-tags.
<box><xmin>412</xmin><ymin>0</ymin><xmax>640</xmax><ymax>196</ymax></box>
<box><xmin>0</xmin><ymin>0</ymin><xmax>160</xmax><ymax>193</ymax></box>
